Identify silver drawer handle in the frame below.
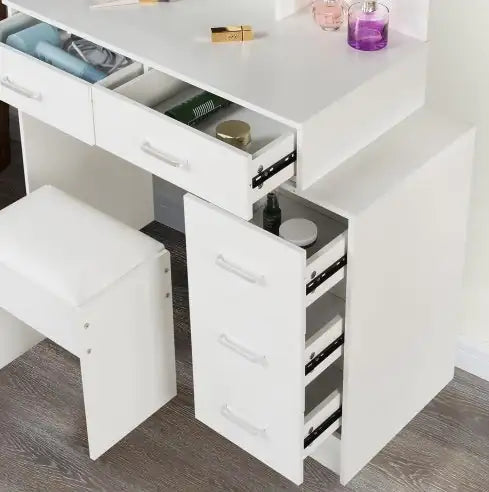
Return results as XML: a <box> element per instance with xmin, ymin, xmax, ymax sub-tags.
<box><xmin>221</xmin><ymin>404</ymin><xmax>267</xmax><ymax>437</ymax></box>
<box><xmin>0</xmin><ymin>76</ymin><xmax>42</xmax><ymax>101</ymax></box>
<box><xmin>216</xmin><ymin>254</ymin><xmax>265</xmax><ymax>285</ymax></box>
<box><xmin>141</xmin><ymin>141</ymin><xmax>187</xmax><ymax>169</ymax></box>
<box><xmin>218</xmin><ymin>334</ymin><xmax>267</xmax><ymax>366</ymax></box>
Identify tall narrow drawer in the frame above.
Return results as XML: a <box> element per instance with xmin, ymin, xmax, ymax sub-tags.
<box><xmin>0</xmin><ymin>14</ymin><xmax>95</xmax><ymax>144</ymax></box>
<box><xmin>93</xmin><ymin>69</ymin><xmax>296</xmax><ymax>219</ymax></box>
<box><xmin>185</xmin><ymin>192</ymin><xmax>347</xmax><ymax>485</ymax></box>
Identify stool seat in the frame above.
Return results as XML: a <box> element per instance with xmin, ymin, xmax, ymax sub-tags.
<box><xmin>0</xmin><ymin>185</ymin><xmax>163</xmax><ymax>306</ymax></box>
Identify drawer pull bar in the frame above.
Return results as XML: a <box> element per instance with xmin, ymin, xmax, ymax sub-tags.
<box><xmin>218</xmin><ymin>334</ymin><xmax>267</xmax><ymax>366</ymax></box>
<box><xmin>251</xmin><ymin>150</ymin><xmax>297</xmax><ymax>189</ymax></box>
<box><xmin>304</xmin><ymin>407</ymin><xmax>342</xmax><ymax>449</ymax></box>
<box><xmin>216</xmin><ymin>254</ymin><xmax>265</xmax><ymax>285</ymax></box>
<box><xmin>141</xmin><ymin>141</ymin><xmax>186</xmax><ymax>168</ymax></box>
<box><xmin>221</xmin><ymin>404</ymin><xmax>267</xmax><ymax>437</ymax></box>
<box><xmin>306</xmin><ymin>255</ymin><xmax>347</xmax><ymax>295</ymax></box>
<box><xmin>0</xmin><ymin>76</ymin><xmax>42</xmax><ymax>101</ymax></box>
<box><xmin>305</xmin><ymin>334</ymin><xmax>344</xmax><ymax>376</ymax></box>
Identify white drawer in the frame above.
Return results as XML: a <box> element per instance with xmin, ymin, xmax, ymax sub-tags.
<box><xmin>304</xmin><ymin>365</ymin><xmax>343</xmax><ymax>457</ymax></box>
<box><xmin>305</xmin><ymin>293</ymin><xmax>345</xmax><ymax>386</ymax></box>
<box><xmin>191</xmin><ymin>318</ymin><xmax>343</xmax><ymax>487</ymax></box>
<box><xmin>185</xmin><ymin>191</ymin><xmax>347</xmax><ymax>485</ymax></box>
<box><xmin>0</xmin><ymin>14</ymin><xmax>96</xmax><ymax>144</ymax></box>
<box><xmin>93</xmin><ymin>69</ymin><xmax>296</xmax><ymax>219</ymax></box>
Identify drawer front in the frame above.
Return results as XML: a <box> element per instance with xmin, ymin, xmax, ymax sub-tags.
<box><xmin>93</xmin><ymin>88</ymin><xmax>295</xmax><ymax>220</ymax></box>
<box><xmin>184</xmin><ymin>194</ymin><xmax>306</xmax><ymax>485</ymax></box>
<box><xmin>0</xmin><ymin>46</ymin><xmax>95</xmax><ymax>144</ymax></box>
<box><xmin>306</xmin><ymin>232</ymin><xmax>347</xmax><ymax>306</ymax></box>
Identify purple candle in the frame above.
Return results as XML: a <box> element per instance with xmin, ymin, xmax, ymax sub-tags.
<box><xmin>348</xmin><ymin>1</ymin><xmax>389</xmax><ymax>52</ymax></box>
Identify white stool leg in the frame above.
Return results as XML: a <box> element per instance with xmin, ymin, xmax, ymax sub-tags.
<box><xmin>0</xmin><ymin>308</ymin><xmax>44</xmax><ymax>369</ymax></box>
<box><xmin>79</xmin><ymin>252</ymin><xmax>176</xmax><ymax>459</ymax></box>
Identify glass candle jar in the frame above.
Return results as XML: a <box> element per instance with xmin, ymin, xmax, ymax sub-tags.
<box><xmin>312</xmin><ymin>0</ymin><xmax>345</xmax><ymax>31</ymax></box>
<box><xmin>348</xmin><ymin>1</ymin><xmax>389</xmax><ymax>51</ymax></box>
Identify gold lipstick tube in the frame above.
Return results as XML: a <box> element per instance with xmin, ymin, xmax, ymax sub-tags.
<box><xmin>211</xmin><ymin>25</ymin><xmax>254</xmax><ymax>43</ymax></box>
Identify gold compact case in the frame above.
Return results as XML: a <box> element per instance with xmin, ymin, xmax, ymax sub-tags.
<box><xmin>216</xmin><ymin>120</ymin><xmax>252</xmax><ymax>149</ymax></box>
<box><xmin>211</xmin><ymin>25</ymin><xmax>254</xmax><ymax>43</ymax></box>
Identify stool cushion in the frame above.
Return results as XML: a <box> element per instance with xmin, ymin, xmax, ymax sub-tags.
<box><xmin>0</xmin><ymin>186</ymin><xmax>164</xmax><ymax>306</ymax></box>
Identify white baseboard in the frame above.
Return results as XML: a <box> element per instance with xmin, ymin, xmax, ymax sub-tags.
<box><xmin>456</xmin><ymin>337</ymin><xmax>489</xmax><ymax>381</ymax></box>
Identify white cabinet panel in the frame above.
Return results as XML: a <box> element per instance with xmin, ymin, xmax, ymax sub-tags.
<box><xmin>184</xmin><ymin>193</ymin><xmax>306</xmax><ymax>484</ymax></box>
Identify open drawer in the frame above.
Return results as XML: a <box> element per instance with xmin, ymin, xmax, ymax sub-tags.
<box><xmin>0</xmin><ymin>13</ymin><xmax>140</xmax><ymax>144</ymax></box>
<box><xmin>93</xmin><ymin>69</ymin><xmax>296</xmax><ymax>219</ymax></box>
<box><xmin>185</xmin><ymin>191</ymin><xmax>347</xmax><ymax>485</ymax></box>
<box><xmin>249</xmin><ymin>190</ymin><xmax>348</xmax><ymax>305</ymax></box>
<box><xmin>305</xmin><ymin>292</ymin><xmax>345</xmax><ymax>386</ymax></box>
<box><xmin>304</xmin><ymin>363</ymin><xmax>343</xmax><ymax>457</ymax></box>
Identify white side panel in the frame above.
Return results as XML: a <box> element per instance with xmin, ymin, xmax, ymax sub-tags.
<box><xmin>340</xmin><ymin>129</ymin><xmax>475</xmax><ymax>484</ymax></box>
<box><xmin>19</xmin><ymin>113</ymin><xmax>154</xmax><ymax>230</ymax></box>
<box><xmin>297</xmin><ymin>46</ymin><xmax>427</xmax><ymax>190</ymax></box>
<box><xmin>80</xmin><ymin>252</ymin><xmax>176</xmax><ymax>459</ymax></box>
<box><xmin>184</xmin><ymin>194</ymin><xmax>306</xmax><ymax>485</ymax></box>
<box><xmin>0</xmin><ymin>308</ymin><xmax>43</xmax><ymax>369</ymax></box>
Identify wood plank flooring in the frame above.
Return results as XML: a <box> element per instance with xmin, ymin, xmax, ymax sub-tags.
<box><xmin>1</xmin><ymin>143</ymin><xmax>489</xmax><ymax>491</ymax></box>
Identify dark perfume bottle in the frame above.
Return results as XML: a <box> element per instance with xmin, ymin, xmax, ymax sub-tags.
<box><xmin>263</xmin><ymin>192</ymin><xmax>282</xmax><ymax>236</ymax></box>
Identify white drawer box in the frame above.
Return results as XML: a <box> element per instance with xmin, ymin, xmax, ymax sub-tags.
<box><xmin>0</xmin><ymin>14</ymin><xmax>97</xmax><ymax>144</ymax></box>
<box><xmin>93</xmin><ymin>70</ymin><xmax>296</xmax><ymax>220</ymax></box>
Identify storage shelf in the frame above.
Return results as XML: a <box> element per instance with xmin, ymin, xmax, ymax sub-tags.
<box><xmin>6</xmin><ymin>0</ymin><xmax>426</xmax><ymax>128</ymax></box>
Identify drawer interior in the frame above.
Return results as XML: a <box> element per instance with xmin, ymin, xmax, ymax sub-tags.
<box><xmin>113</xmin><ymin>69</ymin><xmax>294</xmax><ymax>156</ymax></box>
<box><xmin>251</xmin><ymin>190</ymin><xmax>347</xmax><ymax>261</ymax></box>
<box><xmin>252</xmin><ymin>189</ymin><xmax>348</xmax><ymax>304</ymax></box>
<box><xmin>0</xmin><ymin>14</ymin><xmax>137</xmax><ymax>85</ymax></box>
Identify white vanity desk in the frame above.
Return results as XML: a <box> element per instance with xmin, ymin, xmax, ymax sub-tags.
<box><xmin>0</xmin><ymin>0</ymin><xmax>475</xmax><ymax>486</ymax></box>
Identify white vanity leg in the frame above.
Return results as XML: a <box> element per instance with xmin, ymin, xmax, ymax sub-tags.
<box><xmin>19</xmin><ymin>112</ymin><xmax>155</xmax><ymax>229</ymax></box>
<box><xmin>0</xmin><ymin>308</ymin><xmax>43</xmax><ymax>370</ymax></box>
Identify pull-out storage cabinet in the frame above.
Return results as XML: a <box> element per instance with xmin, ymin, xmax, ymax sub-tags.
<box><xmin>185</xmin><ymin>191</ymin><xmax>348</xmax><ymax>485</ymax></box>
<box><xmin>185</xmin><ymin>109</ymin><xmax>476</xmax><ymax>486</ymax></box>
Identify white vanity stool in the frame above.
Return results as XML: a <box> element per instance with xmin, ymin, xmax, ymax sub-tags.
<box><xmin>0</xmin><ymin>185</ymin><xmax>176</xmax><ymax>459</ymax></box>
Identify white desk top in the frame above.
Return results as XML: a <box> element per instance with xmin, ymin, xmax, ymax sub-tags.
<box><xmin>6</xmin><ymin>0</ymin><xmax>425</xmax><ymax>128</ymax></box>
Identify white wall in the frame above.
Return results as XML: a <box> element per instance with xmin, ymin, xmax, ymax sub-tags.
<box><xmin>427</xmin><ymin>0</ymin><xmax>489</xmax><ymax>379</ymax></box>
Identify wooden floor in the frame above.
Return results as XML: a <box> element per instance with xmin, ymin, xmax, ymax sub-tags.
<box><xmin>1</xmin><ymin>143</ymin><xmax>489</xmax><ymax>491</ymax></box>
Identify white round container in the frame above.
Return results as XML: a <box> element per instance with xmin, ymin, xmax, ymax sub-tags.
<box><xmin>279</xmin><ymin>218</ymin><xmax>318</xmax><ymax>248</ymax></box>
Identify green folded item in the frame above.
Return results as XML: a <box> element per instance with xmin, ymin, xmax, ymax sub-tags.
<box><xmin>165</xmin><ymin>91</ymin><xmax>231</xmax><ymax>127</ymax></box>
